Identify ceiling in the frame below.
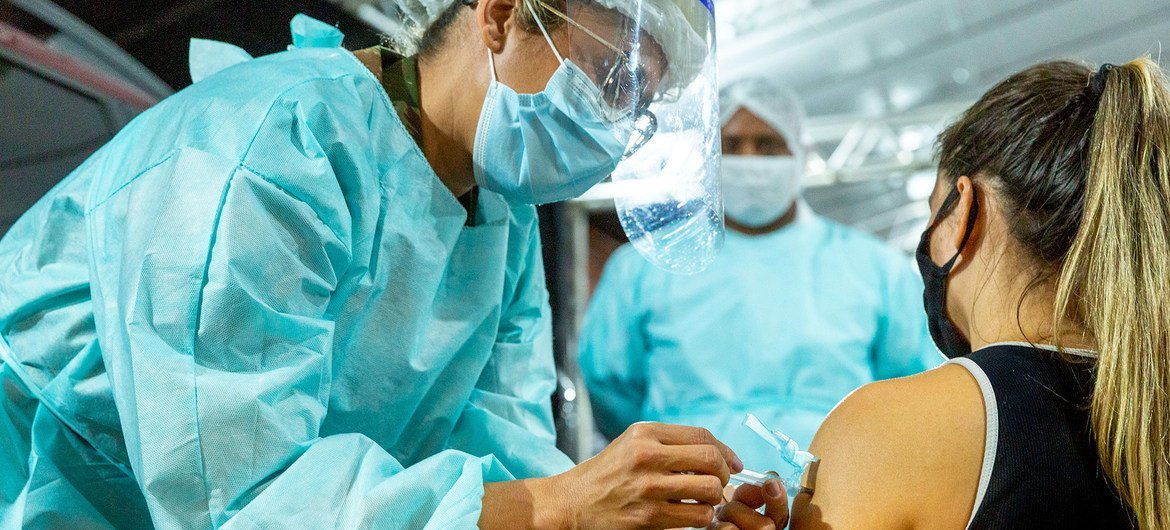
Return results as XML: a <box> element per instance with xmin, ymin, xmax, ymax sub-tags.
<box><xmin>716</xmin><ymin>0</ymin><xmax>1170</xmax><ymax>118</ymax></box>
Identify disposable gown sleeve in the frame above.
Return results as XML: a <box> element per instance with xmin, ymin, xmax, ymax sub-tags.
<box><xmin>96</xmin><ymin>76</ymin><xmax>511</xmax><ymax>529</ymax></box>
<box><xmin>577</xmin><ymin>247</ymin><xmax>650</xmax><ymax>441</ymax></box>
<box><xmin>871</xmin><ymin>253</ymin><xmax>944</xmax><ymax>379</ymax></box>
<box><xmin>447</xmin><ymin>218</ymin><xmax>575</xmax><ymax>478</ymax></box>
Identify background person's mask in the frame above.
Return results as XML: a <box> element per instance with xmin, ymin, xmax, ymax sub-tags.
<box><xmin>721</xmin><ymin>155</ymin><xmax>801</xmax><ymax>227</ymax></box>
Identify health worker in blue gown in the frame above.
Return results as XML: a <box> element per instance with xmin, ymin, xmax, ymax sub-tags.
<box><xmin>580</xmin><ymin>76</ymin><xmax>942</xmax><ymax>474</ymax></box>
<box><xmin>0</xmin><ymin>1</ymin><xmax>754</xmax><ymax>528</ymax></box>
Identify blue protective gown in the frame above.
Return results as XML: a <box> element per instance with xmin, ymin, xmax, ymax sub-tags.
<box><xmin>0</xmin><ymin>20</ymin><xmax>571</xmax><ymax>529</ymax></box>
<box><xmin>579</xmin><ymin>209</ymin><xmax>941</xmax><ymax>472</ymax></box>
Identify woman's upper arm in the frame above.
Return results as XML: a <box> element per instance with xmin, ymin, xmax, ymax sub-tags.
<box><xmin>791</xmin><ymin>365</ymin><xmax>986</xmax><ymax>530</ymax></box>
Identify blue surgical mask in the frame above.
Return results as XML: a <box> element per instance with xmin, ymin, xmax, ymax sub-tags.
<box><xmin>721</xmin><ymin>155</ymin><xmax>802</xmax><ymax>227</ymax></box>
<box><xmin>471</xmin><ymin>16</ymin><xmax>629</xmax><ymax>205</ymax></box>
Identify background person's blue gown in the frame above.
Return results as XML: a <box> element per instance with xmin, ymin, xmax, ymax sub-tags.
<box><xmin>580</xmin><ymin>209</ymin><xmax>941</xmax><ymax>472</ymax></box>
<box><xmin>0</xmin><ymin>19</ymin><xmax>571</xmax><ymax>529</ymax></box>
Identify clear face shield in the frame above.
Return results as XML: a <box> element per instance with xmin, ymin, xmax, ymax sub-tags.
<box><xmin>536</xmin><ymin>0</ymin><xmax>723</xmax><ymax>274</ymax></box>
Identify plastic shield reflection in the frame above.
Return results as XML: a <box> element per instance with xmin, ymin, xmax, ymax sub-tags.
<box><xmin>612</xmin><ymin>53</ymin><xmax>723</xmax><ymax>275</ymax></box>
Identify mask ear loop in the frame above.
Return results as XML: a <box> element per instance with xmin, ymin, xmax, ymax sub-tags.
<box><xmin>487</xmin><ymin>1</ymin><xmax>564</xmax><ymax>82</ymax></box>
<box><xmin>487</xmin><ymin>50</ymin><xmax>499</xmax><ymax>82</ymax></box>
<box><xmin>938</xmin><ymin>186</ymin><xmax>980</xmax><ymax>271</ymax></box>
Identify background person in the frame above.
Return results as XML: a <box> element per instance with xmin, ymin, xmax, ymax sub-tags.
<box><xmin>579</xmin><ymin>75</ymin><xmax>940</xmax><ymax>474</ymax></box>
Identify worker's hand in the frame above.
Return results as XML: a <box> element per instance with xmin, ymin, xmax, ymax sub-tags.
<box><xmin>709</xmin><ymin>478</ymin><xmax>789</xmax><ymax>530</ymax></box>
<box><xmin>549</xmin><ymin>422</ymin><xmax>744</xmax><ymax>529</ymax></box>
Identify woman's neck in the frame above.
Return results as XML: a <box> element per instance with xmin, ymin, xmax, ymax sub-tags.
<box><xmin>351</xmin><ymin>47</ymin><xmax>478</xmax><ymax>199</ymax></box>
<box><xmin>417</xmin><ymin>53</ymin><xmax>481</xmax><ymax>198</ymax></box>
<box><xmin>963</xmin><ymin>262</ymin><xmax>1093</xmax><ymax>351</ymax></box>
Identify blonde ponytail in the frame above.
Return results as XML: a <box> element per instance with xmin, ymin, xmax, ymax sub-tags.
<box><xmin>1053</xmin><ymin>57</ymin><xmax>1170</xmax><ymax>529</ymax></box>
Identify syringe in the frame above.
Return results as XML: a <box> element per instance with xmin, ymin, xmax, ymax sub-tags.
<box><xmin>729</xmin><ymin>468</ymin><xmax>772</xmax><ymax>487</ymax></box>
<box><xmin>733</xmin><ymin>413</ymin><xmax>819</xmax><ymax>493</ymax></box>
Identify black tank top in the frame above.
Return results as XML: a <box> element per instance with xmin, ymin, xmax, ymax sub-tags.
<box><xmin>949</xmin><ymin>344</ymin><xmax>1135</xmax><ymax>529</ymax></box>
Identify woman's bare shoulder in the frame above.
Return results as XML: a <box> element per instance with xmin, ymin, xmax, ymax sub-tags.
<box><xmin>791</xmin><ymin>364</ymin><xmax>987</xmax><ymax>530</ymax></box>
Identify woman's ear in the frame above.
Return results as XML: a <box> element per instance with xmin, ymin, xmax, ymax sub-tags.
<box><xmin>476</xmin><ymin>0</ymin><xmax>518</xmax><ymax>53</ymax></box>
<box><xmin>950</xmin><ymin>175</ymin><xmax>982</xmax><ymax>270</ymax></box>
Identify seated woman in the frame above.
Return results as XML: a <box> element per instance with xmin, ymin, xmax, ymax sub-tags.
<box><xmin>717</xmin><ymin>57</ymin><xmax>1168</xmax><ymax>529</ymax></box>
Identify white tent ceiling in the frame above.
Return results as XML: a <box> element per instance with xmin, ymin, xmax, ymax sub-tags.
<box><xmin>717</xmin><ymin>0</ymin><xmax>1170</xmax><ymax>117</ymax></box>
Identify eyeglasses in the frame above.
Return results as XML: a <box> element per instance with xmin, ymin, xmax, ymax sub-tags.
<box><xmin>534</xmin><ymin>0</ymin><xmax>658</xmax><ymax>157</ymax></box>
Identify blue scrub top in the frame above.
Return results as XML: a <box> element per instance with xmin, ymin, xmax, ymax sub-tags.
<box><xmin>0</xmin><ymin>41</ymin><xmax>571</xmax><ymax>528</ymax></box>
<box><xmin>579</xmin><ymin>208</ymin><xmax>941</xmax><ymax>472</ymax></box>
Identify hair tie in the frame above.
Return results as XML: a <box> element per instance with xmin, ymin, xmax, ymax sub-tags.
<box><xmin>1090</xmin><ymin>63</ymin><xmax>1115</xmax><ymax>96</ymax></box>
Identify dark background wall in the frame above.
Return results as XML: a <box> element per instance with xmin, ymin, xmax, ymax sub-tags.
<box><xmin>53</xmin><ymin>0</ymin><xmax>382</xmax><ymax>90</ymax></box>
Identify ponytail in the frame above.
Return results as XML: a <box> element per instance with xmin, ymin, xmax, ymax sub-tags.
<box><xmin>1053</xmin><ymin>58</ymin><xmax>1170</xmax><ymax>529</ymax></box>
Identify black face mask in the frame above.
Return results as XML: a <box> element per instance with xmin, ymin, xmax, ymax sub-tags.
<box><xmin>915</xmin><ymin>187</ymin><xmax>980</xmax><ymax>359</ymax></box>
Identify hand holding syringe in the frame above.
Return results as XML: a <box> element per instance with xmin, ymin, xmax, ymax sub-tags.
<box><xmin>728</xmin><ymin>413</ymin><xmax>819</xmax><ymax>494</ymax></box>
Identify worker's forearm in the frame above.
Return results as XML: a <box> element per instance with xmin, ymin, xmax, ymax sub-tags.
<box><xmin>480</xmin><ymin>476</ymin><xmax>572</xmax><ymax>529</ymax></box>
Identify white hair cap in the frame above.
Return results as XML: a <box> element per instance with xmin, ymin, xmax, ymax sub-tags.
<box><xmin>719</xmin><ymin>76</ymin><xmax>807</xmax><ymax>158</ymax></box>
